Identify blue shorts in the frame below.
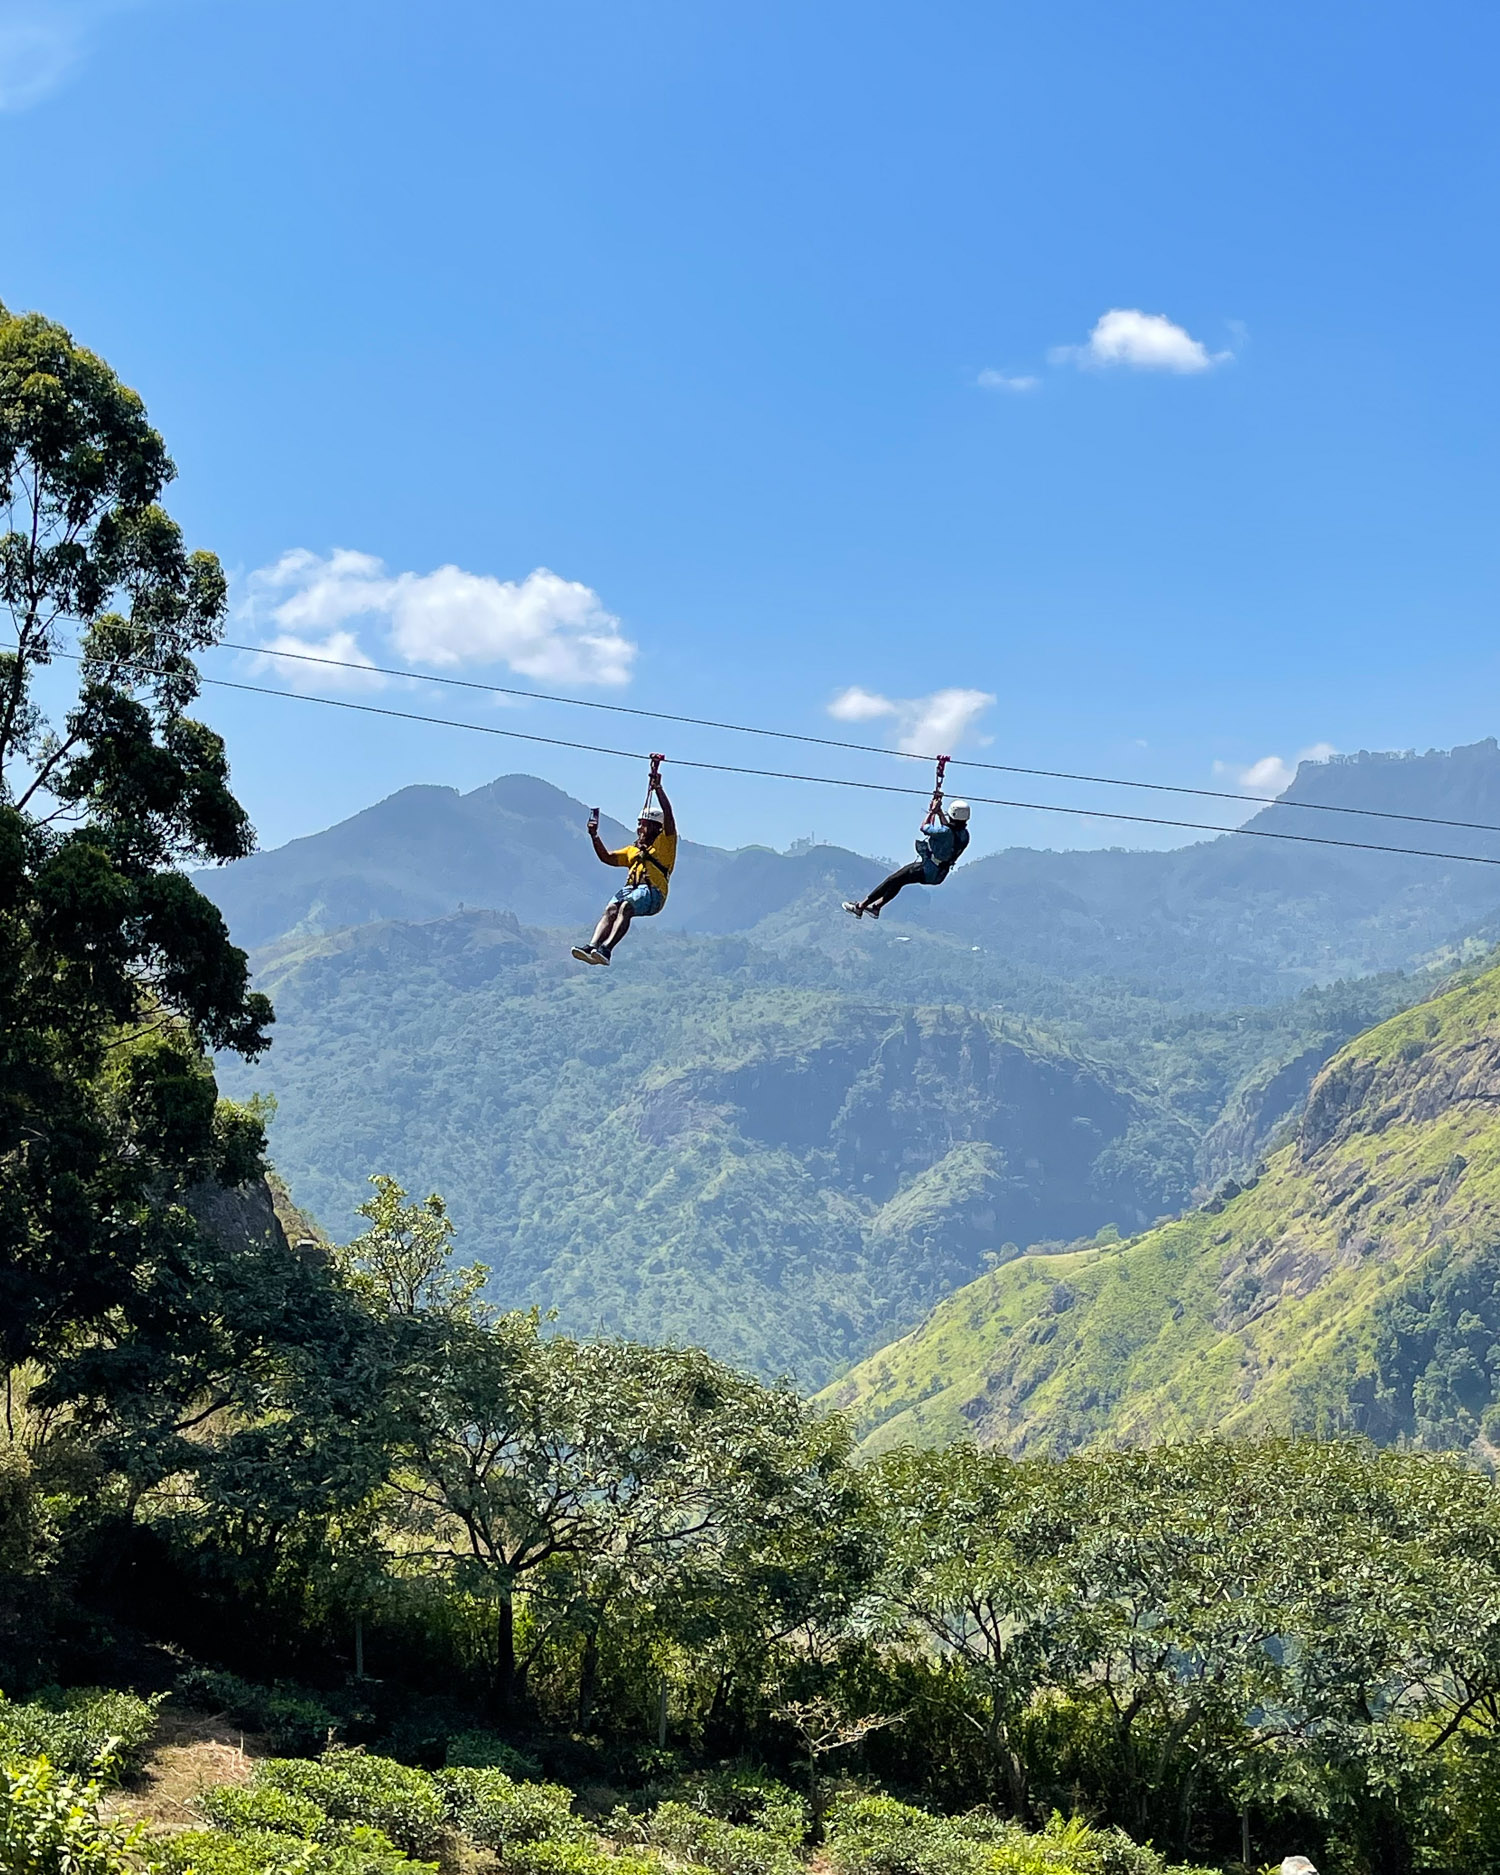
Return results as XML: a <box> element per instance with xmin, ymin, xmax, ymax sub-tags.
<box><xmin>610</xmin><ymin>882</ymin><xmax>665</xmax><ymax>917</ymax></box>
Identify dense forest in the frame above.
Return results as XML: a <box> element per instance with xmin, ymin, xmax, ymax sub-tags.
<box><xmin>216</xmin><ymin>905</ymin><xmax>1427</xmax><ymax>1384</ymax></box>
<box><xmin>14</xmin><ymin>306</ymin><xmax>1500</xmax><ymax>1875</ymax></box>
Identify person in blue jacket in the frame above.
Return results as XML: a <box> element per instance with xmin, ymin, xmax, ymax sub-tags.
<box><xmin>843</xmin><ymin>799</ymin><xmax>971</xmax><ymax>919</ymax></box>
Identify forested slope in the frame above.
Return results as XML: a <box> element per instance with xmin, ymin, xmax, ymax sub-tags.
<box><xmin>825</xmin><ymin>953</ymin><xmax>1500</xmax><ymax>1454</ymax></box>
<box><xmin>220</xmin><ymin>910</ymin><xmax>1201</xmax><ymax>1382</ymax></box>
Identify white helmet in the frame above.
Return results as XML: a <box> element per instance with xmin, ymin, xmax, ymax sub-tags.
<box><xmin>640</xmin><ymin>807</ymin><xmax>664</xmax><ymax>826</ymax></box>
<box><xmin>947</xmin><ymin>800</ymin><xmax>971</xmax><ymax>822</ymax></box>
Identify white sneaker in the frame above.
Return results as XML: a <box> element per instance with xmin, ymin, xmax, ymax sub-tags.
<box><xmin>842</xmin><ymin>902</ymin><xmax>864</xmax><ymax>918</ymax></box>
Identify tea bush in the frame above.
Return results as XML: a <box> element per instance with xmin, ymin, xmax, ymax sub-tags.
<box><xmin>826</xmin><ymin>1794</ymin><xmax>984</xmax><ymax>1875</ymax></box>
<box><xmin>158</xmin><ymin>1826</ymin><xmax>433</xmax><ymax>1875</ymax></box>
<box><xmin>499</xmin><ymin>1841</ymin><xmax>684</xmax><ymax>1875</ymax></box>
<box><xmin>632</xmin><ymin>1799</ymin><xmax>803</xmax><ymax>1875</ymax></box>
<box><xmin>435</xmin><ymin>1765</ymin><xmax>584</xmax><ymax>1851</ymax></box>
<box><xmin>443</xmin><ymin>1732</ymin><xmax>544</xmax><ymax>1779</ymax></box>
<box><xmin>257</xmin><ymin>1753</ymin><xmax>447</xmax><ymax>1857</ymax></box>
<box><xmin>650</xmin><ymin>1770</ymin><xmax>805</xmax><ymax>1843</ymax></box>
<box><xmin>0</xmin><ymin>1688</ymin><xmax>163</xmax><ymax>1781</ymax></box>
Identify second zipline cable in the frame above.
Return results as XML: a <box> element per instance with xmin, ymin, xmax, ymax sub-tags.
<box><xmin>188</xmin><ymin>672</ymin><xmax>1500</xmax><ymax>870</ymax></box>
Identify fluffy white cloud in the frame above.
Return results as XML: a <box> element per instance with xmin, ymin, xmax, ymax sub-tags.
<box><xmin>248</xmin><ymin>629</ymin><xmax>387</xmax><ymax>694</ymax></box>
<box><xmin>1215</xmin><ymin>742</ymin><xmax>1336</xmax><ymax>798</ymax></box>
<box><xmin>1051</xmin><ymin>308</ymin><xmax>1231</xmax><ymax>374</ymax></box>
<box><xmin>240</xmin><ymin>549</ymin><xmax>636</xmax><ymax>688</ymax></box>
<box><xmin>829</xmin><ymin>685</ymin><xmax>995</xmax><ymax>756</ymax></box>
<box><xmin>977</xmin><ymin>369</ymin><xmax>1040</xmax><ymax>393</ymax></box>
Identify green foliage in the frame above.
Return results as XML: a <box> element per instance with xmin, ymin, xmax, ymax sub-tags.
<box><xmin>221</xmin><ymin>930</ymin><xmax>1216</xmax><ymax>1385</ymax></box>
<box><xmin>0</xmin><ymin>1687</ymin><xmax>162</xmax><ymax>1780</ymax></box>
<box><xmin>499</xmin><ymin>1842</ymin><xmax>678</xmax><ymax>1875</ymax></box>
<box><xmin>159</xmin><ymin>1827</ymin><xmax>430</xmax><ymax>1875</ymax></box>
<box><xmin>256</xmin><ymin>1755</ymin><xmax>447</xmax><ymax>1858</ymax></box>
<box><xmin>176</xmin><ymin>1671</ymin><xmax>340</xmax><ymax>1757</ymax></box>
<box><xmin>0</xmin><ymin>1753</ymin><xmax>153</xmax><ymax>1875</ymax></box>
<box><xmin>442</xmin><ymin>1732</ymin><xmax>542</xmax><ymax>1778</ymax></box>
<box><xmin>629</xmin><ymin>1799</ymin><xmax>802</xmax><ymax>1875</ymax></box>
<box><xmin>826</xmin><ymin>1793</ymin><xmax>984</xmax><ymax>1875</ymax></box>
<box><xmin>825</xmin><ymin>1797</ymin><xmax>1183</xmax><ymax>1875</ymax></box>
<box><xmin>434</xmin><ymin>1767</ymin><xmax>584</xmax><ymax>1851</ymax></box>
<box><xmin>826</xmin><ymin>958</ymin><xmax>1500</xmax><ymax>1456</ymax></box>
<box><xmin>648</xmin><ymin>1769</ymin><xmax>805</xmax><ymax>1843</ymax></box>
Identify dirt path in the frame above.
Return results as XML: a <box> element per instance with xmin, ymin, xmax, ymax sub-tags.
<box><xmin>108</xmin><ymin>1706</ymin><xmax>267</xmax><ymax>1833</ymax></box>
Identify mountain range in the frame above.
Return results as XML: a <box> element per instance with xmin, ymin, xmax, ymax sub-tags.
<box><xmin>204</xmin><ymin>739</ymin><xmax>1500</xmax><ymax>1385</ymax></box>
<box><xmin>199</xmin><ymin>739</ymin><xmax>1500</xmax><ymax>1001</ymax></box>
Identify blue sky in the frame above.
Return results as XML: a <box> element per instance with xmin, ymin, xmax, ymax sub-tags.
<box><xmin>6</xmin><ymin>0</ymin><xmax>1499</xmax><ymax>857</ymax></box>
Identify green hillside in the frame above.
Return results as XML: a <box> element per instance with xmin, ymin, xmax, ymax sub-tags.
<box><xmin>219</xmin><ymin>897</ymin><xmax>1440</xmax><ymax>1385</ymax></box>
<box><xmin>823</xmin><ymin>953</ymin><xmax>1500</xmax><ymax>1454</ymax></box>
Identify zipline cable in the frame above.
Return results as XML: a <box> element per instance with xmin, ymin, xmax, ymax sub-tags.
<box><xmin>220</xmin><ymin>637</ymin><xmax>1500</xmax><ymax>842</ymax></box>
<box><xmin>173</xmin><ymin>670</ymin><xmax>1500</xmax><ymax>870</ymax></box>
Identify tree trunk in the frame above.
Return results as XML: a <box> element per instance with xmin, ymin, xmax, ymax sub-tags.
<box><xmin>577</xmin><ymin>1628</ymin><xmax>600</xmax><ymax>1733</ymax></box>
<box><xmin>494</xmin><ymin>1594</ymin><xmax>518</xmax><ymax>1714</ymax></box>
<box><xmin>807</xmin><ymin>1751</ymin><xmax>827</xmax><ymax>1848</ymax></box>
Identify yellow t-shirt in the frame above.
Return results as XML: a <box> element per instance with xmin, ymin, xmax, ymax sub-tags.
<box><xmin>608</xmin><ymin>830</ymin><xmax>678</xmax><ymax>899</ymax></box>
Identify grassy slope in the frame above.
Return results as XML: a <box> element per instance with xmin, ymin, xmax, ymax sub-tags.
<box><xmin>824</xmin><ymin>959</ymin><xmax>1500</xmax><ymax>1455</ymax></box>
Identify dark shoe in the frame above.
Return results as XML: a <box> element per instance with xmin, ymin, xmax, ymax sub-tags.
<box><xmin>866</xmin><ymin>903</ymin><xmax>881</xmax><ymax>919</ymax></box>
<box><xmin>591</xmin><ymin>947</ymin><xmax>611</xmax><ymax>965</ymax></box>
<box><xmin>842</xmin><ymin>901</ymin><xmax>864</xmax><ymax>918</ymax></box>
<box><xmin>571</xmin><ymin>946</ymin><xmax>595</xmax><ymax>963</ymax></box>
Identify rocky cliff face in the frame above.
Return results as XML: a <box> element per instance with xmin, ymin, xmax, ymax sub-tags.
<box><xmin>823</xmin><ymin>956</ymin><xmax>1500</xmax><ymax>1457</ymax></box>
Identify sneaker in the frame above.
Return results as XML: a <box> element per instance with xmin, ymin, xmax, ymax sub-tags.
<box><xmin>866</xmin><ymin>903</ymin><xmax>881</xmax><ymax>919</ymax></box>
<box><xmin>842</xmin><ymin>902</ymin><xmax>864</xmax><ymax>918</ymax></box>
<box><xmin>591</xmin><ymin>947</ymin><xmax>611</xmax><ymax>965</ymax></box>
<box><xmin>570</xmin><ymin>946</ymin><xmax>595</xmax><ymax>963</ymax></box>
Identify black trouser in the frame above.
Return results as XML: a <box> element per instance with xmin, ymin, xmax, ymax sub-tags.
<box><xmin>865</xmin><ymin>859</ymin><xmax>932</xmax><ymax>909</ymax></box>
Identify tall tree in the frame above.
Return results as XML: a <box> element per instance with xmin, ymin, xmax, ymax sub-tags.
<box><xmin>0</xmin><ymin>301</ymin><xmax>272</xmax><ymax>1395</ymax></box>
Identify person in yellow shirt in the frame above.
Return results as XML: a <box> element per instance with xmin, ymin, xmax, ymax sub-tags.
<box><xmin>571</xmin><ymin>769</ymin><xmax>678</xmax><ymax>965</ymax></box>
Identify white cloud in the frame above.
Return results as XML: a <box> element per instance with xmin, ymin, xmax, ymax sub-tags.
<box><xmin>248</xmin><ymin>629</ymin><xmax>387</xmax><ymax>694</ymax></box>
<box><xmin>977</xmin><ymin>369</ymin><xmax>1040</xmax><ymax>394</ymax></box>
<box><xmin>240</xmin><ymin>549</ymin><xmax>636</xmax><ymax>688</ymax></box>
<box><xmin>1215</xmin><ymin>741</ymin><xmax>1336</xmax><ymax>798</ymax></box>
<box><xmin>1050</xmin><ymin>308</ymin><xmax>1231</xmax><ymax>374</ymax></box>
<box><xmin>829</xmin><ymin>685</ymin><xmax>995</xmax><ymax>756</ymax></box>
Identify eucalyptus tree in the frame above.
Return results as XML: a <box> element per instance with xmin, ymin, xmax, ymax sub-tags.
<box><xmin>0</xmin><ymin>302</ymin><xmax>272</xmax><ymax>1431</ymax></box>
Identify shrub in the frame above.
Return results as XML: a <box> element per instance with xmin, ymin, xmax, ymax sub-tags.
<box><xmin>498</xmin><ymin>1842</ymin><xmax>681</xmax><ymax>1875</ymax></box>
<box><xmin>436</xmin><ymin>1766</ymin><xmax>584</xmax><ymax>1851</ymax></box>
<box><xmin>443</xmin><ymin>1732</ymin><xmax>543</xmax><ymax>1779</ymax></box>
<box><xmin>827</xmin><ymin>1801</ymin><xmax>1184</xmax><ymax>1875</ymax></box>
<box><xmin>980</xmin><ymin>1813</ymin><xmax>1188</xmax><ymax>1875</ymax></box>
<box><xmin>634</xmin><ymin>1800</ymin><xmax>802</xmax><ymax>1875</ymax></box>
<box><xmin>826</xmin><ymin>1795</ymin><xmax>984</xmax><ymax>1875</ymax></box>
<box><xmin>0</xmin><ymin>1754</ymin><xmax>153</xmax><ymax>1875</ymax></box>
<box><xmin>651</xmin><ymin>1770</ymin><xmax>805</xmax><ymax>1844</ymax></box>
<box><xmin>0</xmin><ymin>1687</ymin><xmax>163</xmax><ymax>1781</ymax></box>
<box><xmin>176</xmin><ymin>1670</ymin><xmax>341</xmax><ymax>1757</ymax></box>
<box><xmin>158</xmin><ymin>1826</ymin><xmax>433</xmax><ymax>1875</ymax></box>
<box><xmin>257</xmin><ymin>1753</ymin><xmax>447</xmax><ymax>1858</ymax></box>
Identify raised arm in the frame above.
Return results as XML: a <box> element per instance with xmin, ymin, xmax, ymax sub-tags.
<box><xmin>652</xmin><ymin>776</ymin><xmax>677</xmax><ymax>838</ymax></box>
<box><xmin>586</xmin><ymin>808</ymin><xmax>619</xmax><ymax>864</ymax></box>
